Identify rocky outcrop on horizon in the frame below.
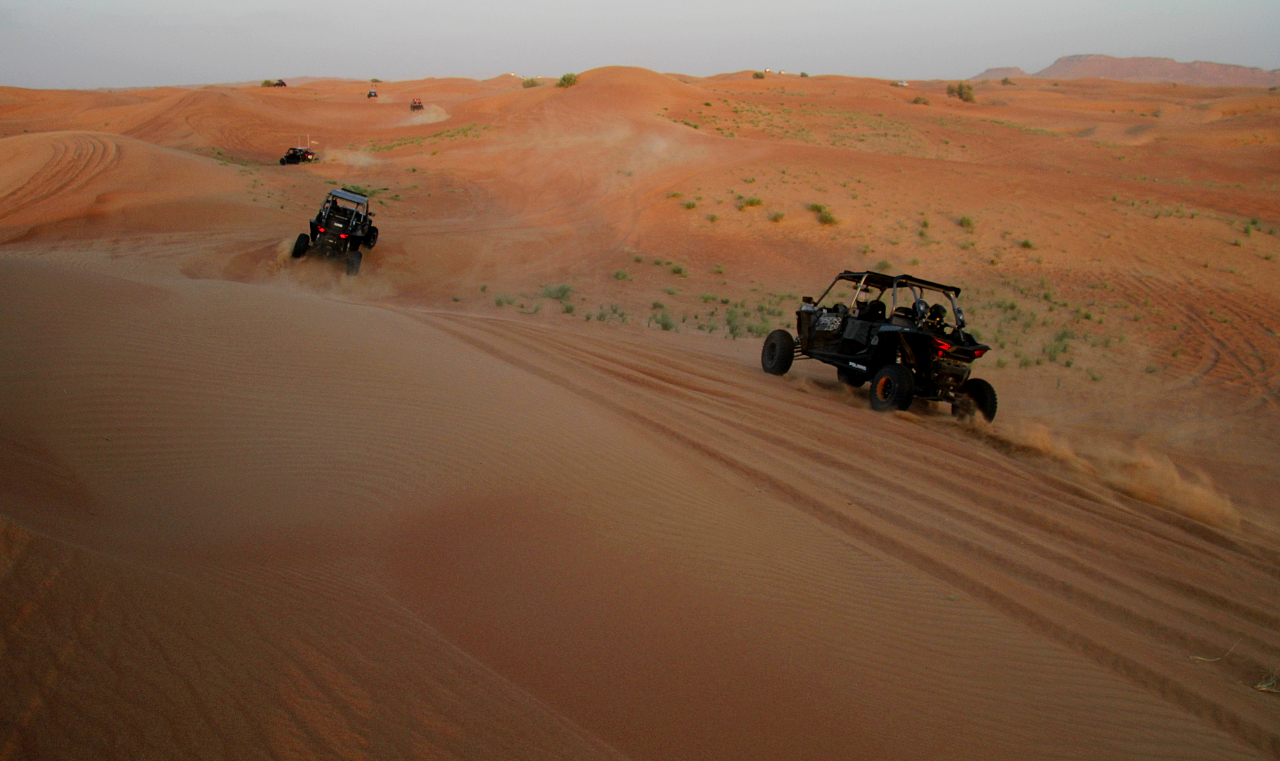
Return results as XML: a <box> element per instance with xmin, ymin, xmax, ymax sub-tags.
<box><xmin>970</xmin><ymin>66</ymin><xmax>1029</xmax><ymax>81</ymax></box>
<box><xmin>971</xmin><ymin>54</ymin><xmax>1280</xmax><ymax>87</ymax></box>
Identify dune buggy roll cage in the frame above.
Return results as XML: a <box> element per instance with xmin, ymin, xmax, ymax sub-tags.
<box><xmin>810</xmin><ymin>271</ymin><xmax>970</xmax><ymax>338</ymax></box>
<box><xmin>322</xmin><ymin>188</ymin><xmax>370</xmax><ymax>215</ymax></box>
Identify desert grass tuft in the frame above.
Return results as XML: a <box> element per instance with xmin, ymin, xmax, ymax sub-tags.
<box><xmin>542</xmin><ymin>283</ymin><xmax>573</xmax><ymax>300</ymax></box>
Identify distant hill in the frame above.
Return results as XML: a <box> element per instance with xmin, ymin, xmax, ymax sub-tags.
<box><xmin>970</xmin><ymin>67</ymin><xmax>1028</xmax><ymax>82</ymax></box>
<box><xmin>970</xmin><ymin>55</ymin><xmax>1280</xmax><ymax>87</ymax></box>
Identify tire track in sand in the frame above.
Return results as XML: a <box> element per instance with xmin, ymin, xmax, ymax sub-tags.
<box><xmin>0</xmin><ymin>133</ymin><xmax>119</xmax><ymax>223</ymax></box>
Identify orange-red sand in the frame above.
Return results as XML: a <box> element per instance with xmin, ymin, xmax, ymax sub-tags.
<box><xmin>2</xmin><ymin>68</ymin><xmax>1278</xmax><ymax>760</ymax></box>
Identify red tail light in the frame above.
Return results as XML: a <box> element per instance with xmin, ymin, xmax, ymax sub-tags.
<box><xmin>973</xmin><ymin>348</ymin><xmax>987</xmax><ymax>358</ymax></box>
<box><xmin>339</xmin><ymin>234</ymin><xmax>348</xmax><ymax>238</ymax></box>
<box><xmin>318</xmin><ymin>226</ymin><xmax>325</xmax><ymax>233</ymax></box>
<box><xmin>932</xmin><ymin>337</ymin><xmax>953</xmax><ymax>353</ymax></box>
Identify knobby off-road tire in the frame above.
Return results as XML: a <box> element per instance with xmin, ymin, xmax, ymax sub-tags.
<box><xmin>761</xmin><ymin>329</ymin><xmax>795</xmax><ymax>375</ymax></box>
<box><xmin>346</xmin><ymin>251</ymin><xmax>363</xmax><ymax>276</ymax></box>
<box><xmin>291</xmin><ymin>233</ymin><xmax>309</xmax><ymax>259</ymax></box>
<box><xmin>869</xmin><ymin>364</ymin><xmax>914</xmax><ymax>412</ymax></box>
<box><xmin>279</xmin><ymin>158</ymin><xmax>287</xmax><ymax>165</ymax></box>
<box><xmin>837</xmin><ymin>367</ymin><xmax>866</xmax><ymax>388</ymax></box>
<box><xmin>366</xmin><ymin>226</ymin><xmax>379</xmax><ymax>248</ymax></box>
<box><xmin>957</xmin><ymin>377</ymin><xmax>997</xmax><ymax>422</ymax></box>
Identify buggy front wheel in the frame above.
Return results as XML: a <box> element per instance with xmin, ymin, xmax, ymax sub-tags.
<box><xmin>869</xmin><ymin>364</ymin><xmax>914</xmax><ymax>412</ymax></box>
<box><xmin>761</xmin><ymin>329</ymin><xmax>795</xmax><ymax>375</ymax></box>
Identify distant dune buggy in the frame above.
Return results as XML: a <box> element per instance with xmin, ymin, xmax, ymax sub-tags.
<box><xmin>410</xmin><ymin>98</ymin><xmax>424</xmax><ymax>111</ymax></box>
<box><xmin>367</xmin><ymin>89</ymin><xmax>378</xmax><ymax>98</ymax></box>
<box><xmin>761</xmin><ymin>271</ymin><xmax>998</xmax><ymax>421</ymax></box>
<box><xmin>278</xmin><ymin>147</ymin><xmax>315</xmax><ymax>165</ymax></box>
<box><xmin>291</xmin><ymin>188</ymin><xmax>379</xmax><ymax>276</ymax></box>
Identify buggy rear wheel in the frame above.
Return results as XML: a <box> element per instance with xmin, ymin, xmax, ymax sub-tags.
<box><xmin>346</xmin><ymin>251</ymin><xmax>362</xmax><ymax>276</ymax></box>
<box><xmin>279</xmin><ymin>158</ymin><xmax>287</xmax><ymax>165</ymax></box>
<box><xmin>869</xmin><ymin>364</ymin><xmax>914</xmax><ymax>412</ymax></box>
<box><xmin>761</xmin><ymin>329</ymin><xmax>795</xmax><ymax>375</ymax></box>
<box><xmin>955</xmin><ymin>378</ymin><xmax>997</xmax><ymax>422</ymax></box>
<box><xmin>291</xmin><ymin>233</ymin><xmax>309</xmax><ymax>259</ymax></box>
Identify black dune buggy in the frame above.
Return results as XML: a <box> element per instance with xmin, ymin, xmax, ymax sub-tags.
<box><xmin>367</xmin><ymin>89</ymin><xmax>378</xmax><ymax>99</ymax></box>
<box><xmin>761</xmin><ymin>271</ymin><xmax>998</xmax><ymax>421</ymax></box>
<box><xmin>279</xmin><ymin>147</ymin><xmax>315</xmax><ymax>165</ymax></box>
<box><xmin>410</xmin><ymin>98</ymin><xmax>424</xmax><ymax>111</ymax></box>
<box><xmin>291</xmin><ymin>188</ymin><xmax>379</xmax><ymax>275</ymax></box>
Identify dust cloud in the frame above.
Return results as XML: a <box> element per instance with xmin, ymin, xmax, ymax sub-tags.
<box><xmin>991</xmin><ymin>420</ymin><xmax>1239</xmax><ymax>529</ymax></box>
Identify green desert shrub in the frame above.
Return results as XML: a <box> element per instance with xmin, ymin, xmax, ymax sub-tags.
<box><xmin>1001</xmin><ymin>77</ymin><xmax>1015</xmax><ymax>85</ymax></box>
<box><xmin>260</xmin><ymin>80</ymin><xmax>275</xmax><ymax>87</ymax></box>
<box><xmin>542</xmin><ymin>283</ymin><xmax>572</xmax><ymax>300</ymax></box>
<box><xmin>807</xmin><ymin>204</ymin><xmax>836</xmax><ymax>224</ymax></box>
<box><xmin>557</xmin><ymin>73</ymin><xmax>578</xmax><ymax>88</ymax></box>
<box><xmin>912</xmin><ymin>96</ymin><xmax>930</xmax><ymax>105</ymax></box>
<box><xmin>752</xmin><ymin>71</ymin><xmax>766</xmax><ymax>79</ymax></box>
<box><xmin>522</xmin><ymin>78</ymin><xmax>542</xmax><ymax>88</ymax></box>
<box><xmin>947</xmin><ymin>82</ymin><xmax>976</xmax><ymax>102</ymax></box>
<box><xmin>800</xmin><ymin>72</ymin><xmax>809</xmax><ymax>78</ymax></box>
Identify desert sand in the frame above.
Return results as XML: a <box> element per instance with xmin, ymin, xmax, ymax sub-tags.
<box><xmin>1</xmin><ymin>67</ymin><xmax>1279</xmax><ymax>759</ymax></box>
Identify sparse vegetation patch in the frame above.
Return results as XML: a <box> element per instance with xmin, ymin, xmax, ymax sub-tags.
<box><xmin>946</xmin><ymin>82</ymin><xmax>976</xmax><ymax>103</ymax></box>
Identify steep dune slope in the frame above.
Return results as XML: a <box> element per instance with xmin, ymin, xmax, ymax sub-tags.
<box><xmin>2</xmin><ymin>259</ymin><xmax>1276</xmax><ymax>760</ymax></box>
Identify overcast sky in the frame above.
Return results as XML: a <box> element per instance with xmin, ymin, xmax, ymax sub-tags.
<box><xmin>2</xmin><ymin>0</ymin><xmax>1278</xmax><ymax>89</ymax></box>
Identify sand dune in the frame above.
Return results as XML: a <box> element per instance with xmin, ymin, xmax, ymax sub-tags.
<box><xmin>1</xmin><ymin>66</ymin><xmax>1279</xmax><ymax>759</ymax></box>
